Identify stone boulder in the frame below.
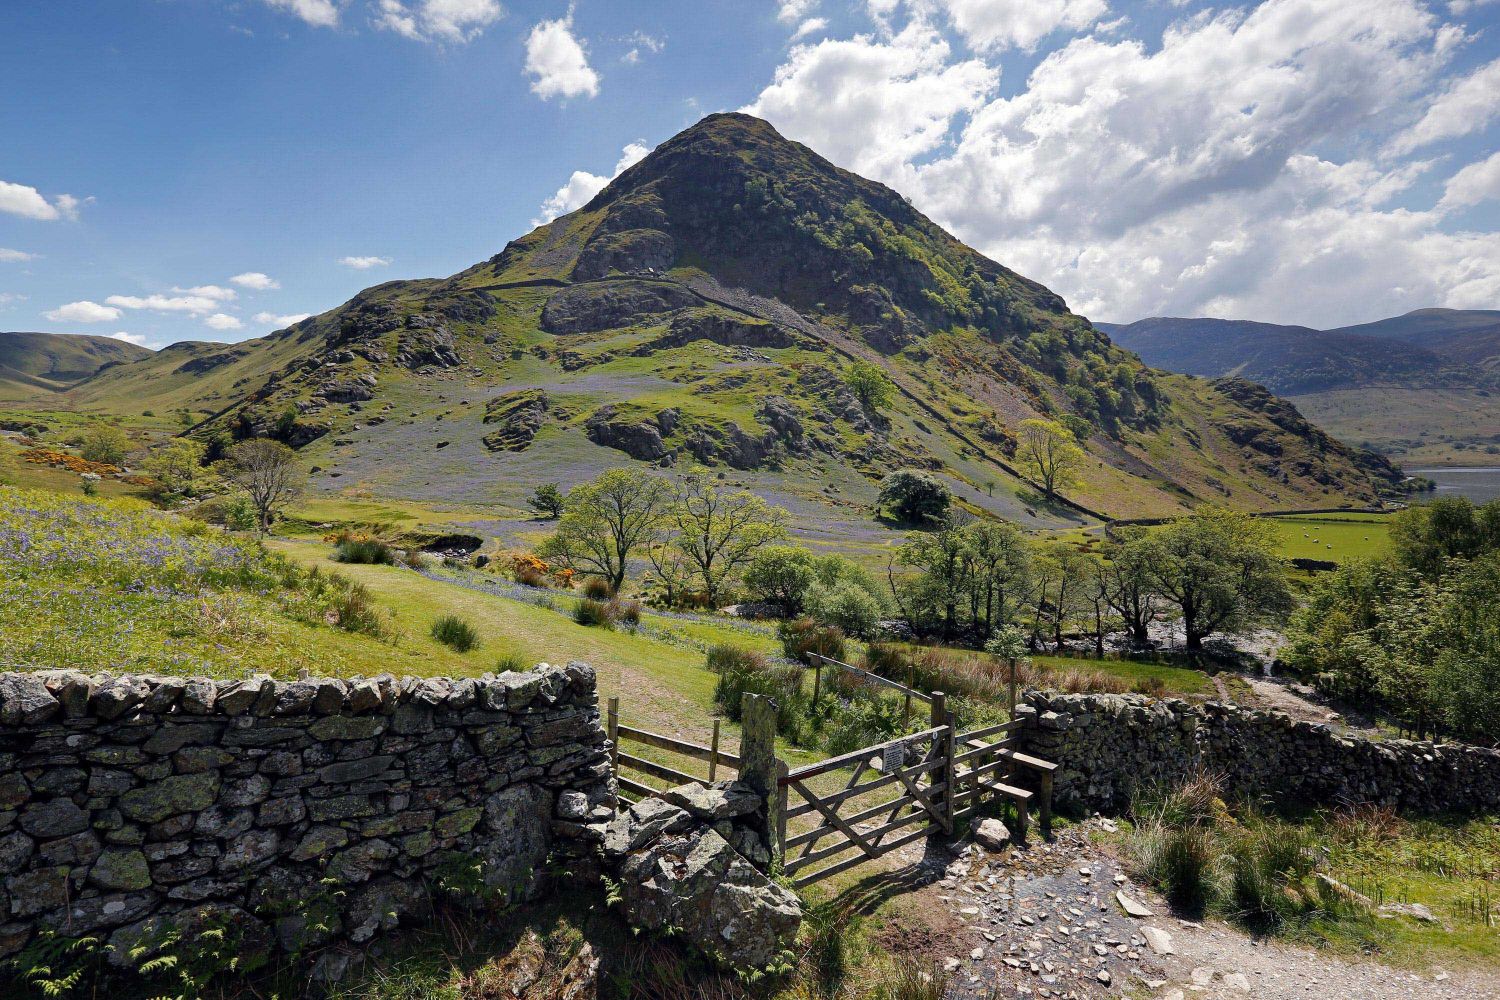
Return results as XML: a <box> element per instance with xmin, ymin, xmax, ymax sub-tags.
<box><xmin>585</xmin><ymin>406</ymin><xmax>668</xmax><ymax>461</ymax></box>
<box><xmin>618</xmin><ymin>826</ymin><xmax>800</xmax><ymax>973</ymax></box>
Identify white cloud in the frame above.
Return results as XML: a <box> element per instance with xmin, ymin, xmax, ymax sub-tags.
<box><xmin>171</xmin><ymin>284</ymin><xmax>237</xmax><ymax>302</ymax></box>
<box><xmin>205</xmin><ymin>313</ymin><xmax>244</xmax><ymax>331</ymax></box>
<box><xmin>45</xmin><ymin>301</ymin><xmax>123</xmax><ymax>323</ymax></box>
<box><xmin>254</xmin><ymin>311</ymin><xmax>314</xmax><ymax>327</ymax></box>
<box><xmin>747</xmin><ymin>0</ymin><xmax>1500</xmax><ymax>328</ymax></box>
<box><xmin>525</xmin><ymin>13</ymin><xmax>600</xmax><ymax>100</ymax></box>
<box><xmin>0</xmin><ymin>248</ymin><xmax>34</xmax><ymax>263</ymax></box>
<box><xmin>621</xmin><ymin>30</ymin><xmax>664</xmax><ymax>63</ymax></box>
<box><xmin>338</xmin><ymin>255</ymin><xmax>393</xmax><ymax>269</ymax></box>
<box><xmin>375</xmin><ymin>0</ymin><xmax>502</xmax><ymax>43</ymax></box>
<box><xmin>1389</xmin><ymin>57</ymin><xmax>1500</xmax><ymax>154</ymax></box>
<box><xmin>0</xmin><ymin>180</ymin><xmax>84</xmax><ymax>221</ymax></box>
<box><xmin>534</xmin><ymin>141</ymin><xmax>651</xmax><ymax>225</ymax></box>
<box><xmin>230</xmin><ymin>271</ymin><xmax>280</xmax><ymax>290</ymax></box>
<box><xmin>778</xmin><ymin>0</ymin><xmax>818</xmax><ymax>23</ymax></box>
<box><xmin>109</xmin><ymin>331</ymin><xmax>149</xmax><ymax>347</ymax></box>
<box><xmin>0</xmin><ymin>293</ymin><xmax>27</xmax><ymax>307</ymax></box>
<box><xmin>745</xmin><ymin>22</ymin><xmax>998</xmax><ymax>183</ymax></box>
<box><xmin>936</xmin><ymin>0</ymin><xmax>1109</xmax><ymax>52</ymax></box>
<box><xmin>107</xmin><ymin>293</ymin><xmax>223</xmax><ymax>314</ymax></box>
<box><xmin>1440</xmin><ymin>150</ymin><xmax>1500</xmax><ymax>211</ymax></box>
<box><xmin>263</xmin><ymin>0</ymin><xmax>341</xmax><ymax>28</ymax></box>
<box><xmin>791</xmin><ymin>17</ymin><xmax>829</xmax><ymax>40</ymax></box>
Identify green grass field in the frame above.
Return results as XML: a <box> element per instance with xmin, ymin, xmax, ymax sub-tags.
<box><xmin>1264</xmin><ymin>512</ymin><xmax>1392</xmax><ymax>562</ymax></box>
<box><xmin>1033</xmin><ymin>653</ymin><xmax>1213</xmax><ymax>695</ymax></box>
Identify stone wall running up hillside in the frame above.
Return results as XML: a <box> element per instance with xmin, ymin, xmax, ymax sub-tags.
<box><xmin>1014</xmin><ymin>692</ymin><xmax>1500</xmax><ymax>816</ymax></box>
<box><xmin>0</xmin><ymin>664</ymin><xmax>613</xmax><ymax>978</ymax></box>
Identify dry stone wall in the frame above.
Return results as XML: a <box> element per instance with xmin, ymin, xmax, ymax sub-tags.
<box><xmin>0</xmin><ymin>663</ymin><xmax>613</xmax><ymax>972</ymax></box>
<box><xmin>1014</xmin><ymin>692</ymin><xmax>1500</xmax><ymax>816</ymax></box>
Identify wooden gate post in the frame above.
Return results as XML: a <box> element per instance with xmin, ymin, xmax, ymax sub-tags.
<box><xmin>740</xmin><ymin>693</ymin><xmax>783</xmax><ymax>861</ymax></box>
<box><xmin>929</xmin><ymin>691</ymin><xmax>955</xmax><ymax>834</ymax></box>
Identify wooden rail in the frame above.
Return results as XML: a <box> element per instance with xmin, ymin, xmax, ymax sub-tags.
<box><xmin>606</xmin><ymin>697</ymin><xmax>737</xmax><ymax>802</ymax></box>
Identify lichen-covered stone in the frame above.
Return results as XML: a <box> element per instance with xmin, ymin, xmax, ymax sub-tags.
<box><xmin>0</xmin><ymin>664</ymin><xmax>610</xmax><ymax>977</ymax></box>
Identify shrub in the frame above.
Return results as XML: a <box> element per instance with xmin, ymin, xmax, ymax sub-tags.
<box><xmin>804</xmin><ymin>579</ymin><xmax>883</xmax><ymax>639</ymax></box>
<box><xmin>779</xmin><ymin>617</ymin><xmax>846</xmax><ymax>665</ymax></box>
<box><xmin>818</xmin><ymin>694</ymin><xmax>904</xmax><ymax>757</ymax></box>
<box><xmin>705</xmin><ymin>644</ymin><xmax>768</xmax><ymax>675</ymax></box>
<box><xmin>611</xmin><ymin>598</ymin><xmax>641</xmax><ymax>627</ymax></box>
<box><xmin>714</xmin><ymin>657</ymin><xmax>806</xmax><ymax>739</ymax></box>
<box><xmin>332</xmin><ymin>533</ymin><xmax>395</xmax><ymax>565</ymax></box>
<box><xmin>495</xmin><ymin>653</ymin><xmax>530</xmax><ymax>673</ymax></box>
<box><xmin>574</xmin><ymin>598</ymin><xmax>616</xmax><ymax>629</ymax></box>
<box><xmin>1153</xmin><ymin>825</ymin><xmax>1219</xmax><ymax>915</ymax></box>
<box><xmin>430</xmin><ymin>615</ymin><xmax>480</xmax><ymax>652</ymax></box>
<box><xmin>868</xmin><ymin>959</ymin><xmax>950</xmax><ymax>1000</ymax></box>
<box><xmin>1225</xmin><ymin>822</ymin><xmax>1318</xmax><ymax>930</ymax></box>
<box><xmin>581</xmin><ymin>576</ymin><xmax>614</xmax><ymax>600</ymax></box>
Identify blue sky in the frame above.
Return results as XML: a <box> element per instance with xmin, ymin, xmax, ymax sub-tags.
<box><xmin>2</xmin><ymin>0</ymin><xmax>1498</xmax><ymax>349</ymax></box>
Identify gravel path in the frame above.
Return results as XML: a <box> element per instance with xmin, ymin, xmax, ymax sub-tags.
<box><xmin>879</xmin><ymin>819</ymin><xmax>1492</xmax><ymax>999</ymax></box>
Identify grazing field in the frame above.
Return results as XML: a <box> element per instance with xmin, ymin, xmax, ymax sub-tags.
<box><xmin>1032</xmin><ymin>653</ymin><xmax>1214</xmax><ymax>695</ymax></box>
<box><xmin>1264</xmin><ymin>512</ymin><xmax>1392</xmax><ymax>562</ymax></box>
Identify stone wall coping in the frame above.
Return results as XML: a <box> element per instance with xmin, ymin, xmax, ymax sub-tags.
<box><xmin>1020</xmin><ymin>690</ymin><xmax>1500</xmax><ymax>762</ymax></box>
<box><xmin>0</xmin><ymin>661</ymin><xmax>597</xmax><ymax>726</ymax></box>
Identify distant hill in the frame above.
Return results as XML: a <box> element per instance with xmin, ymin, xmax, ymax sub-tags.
<box><xmin>0</xmin><ymin>114</ymin><xmax>1401</xmax><ymax>523</ymax></box>
<box><xmin>0</xmin><ymin>332</ymin><xmax>152</xmax><ymax>395</ymax></box>
<box><xmin>1103</xmin><ymin>309</ymin><xmax>1500</xmax><ymax>465</ymax></box>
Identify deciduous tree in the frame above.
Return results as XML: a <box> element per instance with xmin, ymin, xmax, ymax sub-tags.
<box><xmin>223</xmin><ymin>439</ymin><xmax>303</xmax><ymax>533</ymax></box>
<box><xmin>1016</xmin><ymin>418</ymin><xmax>1085</xmax><ymax>501</ymax></box>
<box><xmin>540</xmin><ymin>469</ymin><xmax>674</xmax><ymax>594</ymax></box>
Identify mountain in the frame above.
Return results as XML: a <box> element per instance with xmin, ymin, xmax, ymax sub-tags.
<box><xmin>1104</xmin><ymin>309</ymin><xmax>1500</xmax><ymax>464</ymax></box>
<box><xmin>0</xmin><ymin>331</ymin><xmax>152</xmax><ymax>395</ymax></box>
<box><xmin>1</xmin><ymin>114</ymin><xmax>1400</xmax><ymax>526</ymax></box>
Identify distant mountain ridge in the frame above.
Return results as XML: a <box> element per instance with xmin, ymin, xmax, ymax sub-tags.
<box><xmin>0</xmin><ymin>114</ymin><xmax>1402</xmax><ymax>519</ymax></box>
<box><xmin>0</xmin><ymin>331</ymin><xmax>153</xmax><ymax>395</ymax></box>
<box><xmin>1102</xmin><ymin>309</ymin><xmax>1500</xmax><ymax>464</ymax></box>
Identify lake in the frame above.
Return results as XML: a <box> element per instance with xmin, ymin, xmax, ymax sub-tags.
<box><xmin>1409</xmin><ymin>467</ymin><xmax>1500</xmax><ymax>503</ymax></box>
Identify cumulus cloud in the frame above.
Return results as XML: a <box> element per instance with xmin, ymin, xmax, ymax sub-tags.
<box><xmin>205</xmin><ymin>313</ymin><xmax>244</xmax><ymax>331</ymax></box>
<box><xmin>1440</xmin><ymin>150</ymin><xmax>1500</xmax><ymax>211</ymax></box>
<box><xmin>109</xmin><ymin>331</ymin><xmax>149</xmax><ymax>346</ymax></box>
<box><xmin>374</xmin><ymin>0</ymin><xmax>502</xmax><ymax>43</ymax></box>
<box><xmin>0</xmin><ymin>248</ymin><xmax>34</xmax><ymax>263</ymax></box>
<box><xmin>746</xmin><ymin>0</ymin><xmax>1500</xmax><ymax>327</ymax></box>
<box><xmin>263</xmin><ymin>0</ymin><xmax>341</xmax><ymax>28</ymax></box>
<box><xmin>935</xmin><ymin>0</ymin><xmax>1109</xmax><ymax>52</ymax></box>
<box><xmin>45</xmin><ymin>301</ymin><xmax>123</xmax><ymax>323</ymax></box>
<box><xmin>338</xmin><ymin>255</ymin><xmax>393</xmax><ymax>269</ymax></box>
<box><xmin>230</xmin><ymin>271</ymin><xmax>280</xmax><ymax>290</ymax></box>
<box><xmin>1389</xmin><ymin>57</ymin><xmax>1500</xmax><ymax>154</ymax></box>
<box><xmin>108</xmin><ymin>293</ymin><xmax>223</xmax><ymax>314</ymax></box>
<box><xmin>0</xmin><ymin>180</ymin><xmax>84</xmax><ymax>221</ymax></box>
<box><xmin>778</xmin><ymin>0</ymin><xmax>818</xmax><ymax>23</ymax></box>
<box><xmin>534</xmin><ymin>141</ymin><xmax>650</xmax><ymax>225</ymax></box>
<box><xmin>791</xmin><ymin>18</ymin><xmax>829</xmax><ymax>40</ymax></box>
<box><xmin>172</xmin><ymin>284</ymin><xmax>237</xmax><ymax>302</ymax></box>
<box><xmin>525</xmin><ymin>12</ymin><xmax>600</xmax><ymax>100</ymax></box>
<box><xmin>745</xmin><ymin>22</ymin><xmax>998</xmax><ymax>183</ymax></box>
<box><xmin>254</xmin><ymin>311</ymin><xmax>314</xmax><ymax>327</ymax></box>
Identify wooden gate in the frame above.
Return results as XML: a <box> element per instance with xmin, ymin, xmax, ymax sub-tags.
<box><xmin>776</xmin><ymin>692</ymin><xmax>1056</xmax><ymax>888</ymax></box>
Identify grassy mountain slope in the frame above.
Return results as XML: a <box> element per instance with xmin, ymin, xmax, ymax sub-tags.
<box><xmin>1106</xmin><ymin>309</ymin><xmax>1500</xmax><ymax>465</ymax></box>
<box><xmin>0</xmin><ymin>114</ymin><xmax>1398</xmax><ymax>533</ymax></box>
<box><xmin>0</xmin><ymin>331</ymin><xmax>152</xmax><ymax>397</ymax></box>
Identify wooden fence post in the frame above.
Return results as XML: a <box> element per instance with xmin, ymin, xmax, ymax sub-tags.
<box><xmin>709</xmin><ymin>719</ymin><xmax>721</xmax><ymax>782</ymax></box>
<box><xmin>812</xmin><ymin>659</ymin><xmax>823</xmax><ymax>707</ymax></box>
<box><xmin>606</xmin><ymin>696</ymin><xmax>620</xmax><ymax>782</ymax></box>
<box><xmin>740</xmin><ymin>693</ymin><xmax>782</xmax><ymax>862</ymax></box>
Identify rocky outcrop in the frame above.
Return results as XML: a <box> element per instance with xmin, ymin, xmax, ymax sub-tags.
<box><xmin>0</xmin><ymin>665</ymin><xmax>612</xmax><ymax>971</ymax></box>
<box><xmin>1014</xmin><ymin>692</ymin><xmax>1500</xmax><ymax>816</ymax></box>
<box><xmin>483</xmin><ymin>390</ymin><xmax>551</xmax><ymax>452</ymax></box>
<box><xmin>601</xmin><ymin>782</ymin><xmax>800</xmax><ymax>973</ymax></box>
<box><xmin>540</xmin><ymin>281</ymin><xmax>696</xmax><ymax>334</ymax></box>
<box><xmin>573</xmin><ymin>229</ymin><xmax>677</xmax><ymax>280</ymax></box>
<box><xmin>585</xmin><ymin>406</ymin><xmax>669</xmax><ymax>461</ymax></box>
<box><xmin>653</xmin><ymin>312</ymin><xmax>801</xmax><ymax>352</ymax></box>
<box><xmin>398</xmin><ymin>314</ymin><xmax>460</xmax><ymax>370</ymax></box>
